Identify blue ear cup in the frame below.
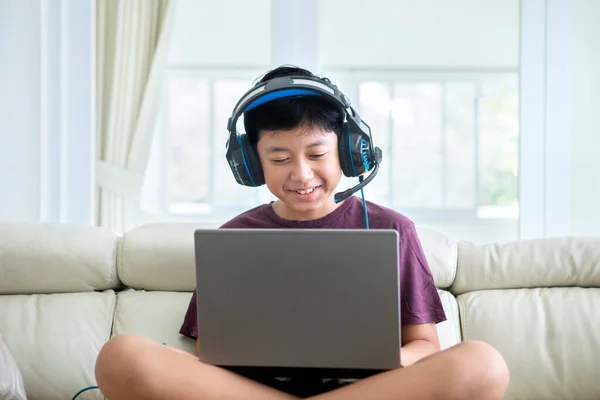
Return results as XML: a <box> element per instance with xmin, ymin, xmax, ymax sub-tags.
<box><xmin>240</xmin><ymin>135</ymin><xmax>265</xmax><ymax>186</ymax></box>
<box><xmin>361</xmin><ymin>138</ymin><xmax>371</xmax><ymax>172</ymax></box>
<box><xmin>225</xmin><ymin>132</ymin><xmax>264</xmax><ymax>187</ymax></box>
<box><xmin>338</xmin><ymin>125</ymin><xmax>375</xmax><ymax>178</ymax></box>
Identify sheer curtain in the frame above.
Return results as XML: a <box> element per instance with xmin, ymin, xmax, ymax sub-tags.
<box><xmin>96</xmin><ymin>0</ymin><xmax>177</xmax><ymax>233</ymax></box>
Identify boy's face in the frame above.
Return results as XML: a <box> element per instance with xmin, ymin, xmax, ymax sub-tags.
<box><xmin>256</xmin><ymin>125</ymin><xmax>343</xmax><ymax>221</ymax></box>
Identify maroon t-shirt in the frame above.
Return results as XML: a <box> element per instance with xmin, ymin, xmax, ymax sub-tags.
<box><xmin>180</xmin><ymin>196</ymin><xmax>446</xmax><ymax>340</ymax></box>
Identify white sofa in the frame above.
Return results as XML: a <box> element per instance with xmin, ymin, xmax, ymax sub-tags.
<box><xmin>0</xmin><ymin>221</ymin><xmax>599</xmax><ymax>400</ymax></box>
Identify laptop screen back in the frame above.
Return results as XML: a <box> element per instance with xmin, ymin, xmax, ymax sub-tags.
<box><xmin>194</xmin><ymin>229</ymin><xmax>401</xmax><ymax>378</ymax></box>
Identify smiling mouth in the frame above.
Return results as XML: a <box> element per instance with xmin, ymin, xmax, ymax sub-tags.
<box><xmin>290</xmin><ymin>185</ymin><xmax>321</xmax><ymax>195</ymax></box>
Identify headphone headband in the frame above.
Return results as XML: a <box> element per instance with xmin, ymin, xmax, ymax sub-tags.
<box><xmin>227</xmin><ymin>76</ymin><xmax>363</xmax><ymax>135</ymax></box>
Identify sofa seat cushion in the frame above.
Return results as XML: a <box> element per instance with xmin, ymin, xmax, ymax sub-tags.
<box><xmin>112</xmin><ymin>290</ymin><xmax>460</xmax><ymax>358</ymax></box>
<box><xmin>0</xmin><ymin>291</ymin><xmax>116</xmax><ymax>400</ymax></box>
<box><xmin>457</xmin><ymin>287</ymin><xmax>600</xmax><ymax>400</ymax></box>
<box><xmin>112</xmin><ymin>290</ymin><xmax>196</xmax><ymax>354</ymax></box>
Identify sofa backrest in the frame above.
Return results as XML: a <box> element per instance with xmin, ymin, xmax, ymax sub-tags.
<box><xmin>0</xmin><ymin>222</ymin><xmax>120</xmax><ymax>294</ymax></box>
<box><xmin>453</xmin><ymin>237</ymin><xmax>600</xmax><ymax>399</ymax></box>
<box><xmin>118</xmin><ymin>223</ymin><xmax>197</xmax><ymax>291</ymax></box>
<box><xmin>117</xmin><ymin>223</ymin><xmax>460</xmax><ymax>291</ymax></box>
<box><xmin>116</xmin><ymin>223</ymin><xmax>463</xmax><ymax>352</ymax></box>
<box><xmin>0</xmin><ymin>222</ymin><xmax>120</xmax><ymax>400</ymax></box>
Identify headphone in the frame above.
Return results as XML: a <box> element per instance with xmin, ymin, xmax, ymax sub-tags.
<box><xmin>225</xmin><ymin>75</ymin><xmax>383</xmax><ymax>203</ymax></box>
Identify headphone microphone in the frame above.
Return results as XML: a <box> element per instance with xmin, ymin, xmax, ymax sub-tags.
<box><xmin>334</xmin><ymin>147</ymin><xmax>382</xmax><ymax>204</ymax></box>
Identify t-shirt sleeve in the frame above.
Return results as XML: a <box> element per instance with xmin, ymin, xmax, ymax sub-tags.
<box><xmin>398</xmin><ymin>223</ymin><xmax>447</xmax><ymax>326</ymax></box>
<box><xmin>179</xmin><ymin>289</ymin><xmax>198</xmax><ymax>340</ymax></box>
<box><xmin>179</xmin><ymin>216</ymin><xmax>252</xmax><ymax>340</ymax></box>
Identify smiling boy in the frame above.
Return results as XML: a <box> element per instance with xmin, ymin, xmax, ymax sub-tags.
<box><xmin>95</xmin><ymin>66</ymin><xmax>509</xmax><ymax>399</ymax></box>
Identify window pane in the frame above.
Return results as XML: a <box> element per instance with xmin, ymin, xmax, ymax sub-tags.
<box><xmin>153</xmin><ymin>70</ymin><xmax>519</xmax><ymax>244</ymax></box>
<box><xmin>444</xmin><ymin>82</ymin><xmax>476</xmax><ymax>208</ymax></box>
<box><xmin>168</xmin><ymin>78</ymin><xmax>210</xmax><ymax>203</ymax></box>
<box><xmin>392</xmin><ymin>83</ymin><xmax>443</xmax><ymax>208</ymax></box>
<box><xmin>359</xmin><ymin>82</ymin><xmax>392</xmax><ymax>206</ymax></box>
<box><xmin>212</xmin><ymin>79</ymin><xmax>261</xmax><ymax>207</ymax></box>
<box><xmin>478</xmin><ymin>78</ymin><xmax>519</xmax><ymax>210</ymax></box>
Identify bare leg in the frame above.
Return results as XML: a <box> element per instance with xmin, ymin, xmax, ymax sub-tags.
<box><xmin>95</xmin><ymin>335</ymin><xmax>509</xmax><ymax>400</ymax></box>
<box><xmin>308</xmin><ymin>340</ymin><xmax>510</xmax><ymax>400</ymax></box>
<box><xmin>95</xmin><ymin>334</ymin><xmax>299</xmax><ymax>400</ymax></box>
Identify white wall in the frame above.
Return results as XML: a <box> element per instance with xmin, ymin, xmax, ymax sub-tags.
<box><xmin>168</xmin><ymin>0</ymin><xmax>519</xmax><ymax>69</ymax></box>
<box><xmin>571</xmin><ymin>0</ymin><xmax>600</xmax><ymax>236</ymax></box>
<box><xmin>0</xmin><ymin>0</ymin><xmax>94</xmax><ymax>226</ymax></box>
<box><xmin>168</xmin><ymin>0</ymin><xmax>271</xmax><ymax>67</ymax></box>
<box><xmin>319</xmin><ymin>0</ymin><xmax>519</xmax><ymax>69</ymax></box>
<box><xmin>0</xmin><ymin>0</ymin><xmax>41</xmax><ymax>222</ymax></box>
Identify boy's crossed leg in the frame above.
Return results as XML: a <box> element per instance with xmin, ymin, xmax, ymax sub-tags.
<box><xmin>95</xmin><ymin>334</ymin><xmax>509</xmax><ymax>400</ymax></box>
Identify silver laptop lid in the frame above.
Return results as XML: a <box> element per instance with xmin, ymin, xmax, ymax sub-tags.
<box><xmin>194</xmin><ymin>229</ymin><xmax>401</xmax><ymax>377</ymax></box>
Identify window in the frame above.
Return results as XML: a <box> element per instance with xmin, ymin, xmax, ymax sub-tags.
<box><xmin>334</xmin><ymin>71</ymin><xmax>520</xmax><ymax>242</ymax></box>
<box><xmin>139</xmin><ymin>0</ymin><xmax>531</xmax><ymax>242</ymax></box>
<box><xmin>327</xmin><ymin>71</ymin><xmax>519</xmax><ymax>221</ymax></box>
<box><xmin>142</xmin><ymin>69</ymin><xmax>275</xmax><ymax>223</ymax></box>
<box><xmin>143</xmin><ymin>68</ymin><xmax>519</xmax><ymax>238</ymax></box>
<box><xmin>140</xmin><ymin>0</ymin><xmax>573</xmax><ymax>243</ymax></box>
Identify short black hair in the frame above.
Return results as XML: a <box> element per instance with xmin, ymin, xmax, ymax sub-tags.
<box><xmin>243</xmin><ymin>65</ymin><xmax>344</xmax><ymax>144</ymax></box>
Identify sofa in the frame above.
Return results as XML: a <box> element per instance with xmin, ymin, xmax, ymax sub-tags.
<box><xmin>0</xmin><ymin>221</ymin><xmax>598</xmax><ymax>400</ymax></box>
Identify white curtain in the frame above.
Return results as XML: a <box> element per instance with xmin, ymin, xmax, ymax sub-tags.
<box><xmin>96</xmin><ymin>0</ymin><xmax>177</xmax><ymax>233</ymax></box>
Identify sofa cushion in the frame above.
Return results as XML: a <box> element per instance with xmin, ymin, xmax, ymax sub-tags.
<box><xmin>0</xmin><ymin>222</ymin><xmax>120</xmax><ymax>294</ymax></box>
<box><xmin>416</xmin><ymin>226</ymin><xmax>458</xmax><ymax>288</ymax></box>
<box><xmin>452</xmin><ymin>237</ymin><xmax>600</xmax><ymax>294</ymax></box>
<box><xmin>112</xmin><ymin>290</ymin><xmax>196</xmax><ymax>354</ymax></box>
<box><xmin>118</xmin><ymin>223</ymin><xmax>457</xmax><ymax>292</ymax></box>
<box><xmin>0</xmin><ymin>291</ymin><xmax>116</xmax><ymax>400</ymax></box>
<box><xmin>118</xmin><ymin>224</ymin><xmax>196</xmax><ymax>291</ymax></box>
<box><xmin>436</xmin><ymin>290</ymin><xmax>462</xmax><ymax>350</ymax></box>
<box><xmin>457</xmin><ymin>288</ymin><xmax>600</xmax><ymax>400</ymax></box>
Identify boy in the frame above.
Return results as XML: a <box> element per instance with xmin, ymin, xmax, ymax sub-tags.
<box><xmin>95</xmin><ymin>66</ymin><xmax>509</xmax><ymax>399</ymax></box>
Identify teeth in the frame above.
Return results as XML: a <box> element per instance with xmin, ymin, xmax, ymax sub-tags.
<box><xmin>296</xmin><ymin>187</ymin><xmax>314</xmax><ymax>195</ymax></box>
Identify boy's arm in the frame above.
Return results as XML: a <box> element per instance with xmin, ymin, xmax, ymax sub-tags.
<box><xmin>400</xmin><ymin>323</ymin><xmax>441</xmax><ymax>367</ymax></box>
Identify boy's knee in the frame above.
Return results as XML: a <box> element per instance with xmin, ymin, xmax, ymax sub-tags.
<box><xmin>463</xmin><ymin>340</ymin><xmax>509</xmax><ymax>379</ymax></box>
<box><xmin>95</xmin><ymin>334</ymin><xmax>156</xmax><ymax>395</ymax></box>
<box><xmin>455</xmin><ymin>340</ymin><xmax>510</xmax><ymax>399</ymax></box>
<box><xmin>96</xmin><ymin>334</ymin><xmax>145</xmax><ymax>369</ymax></box>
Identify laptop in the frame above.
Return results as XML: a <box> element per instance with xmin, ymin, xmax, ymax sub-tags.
<box><xmin>193</xmin><ymin>228</ymin><xmax>401</xmax><ymax>379</ymax></box>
